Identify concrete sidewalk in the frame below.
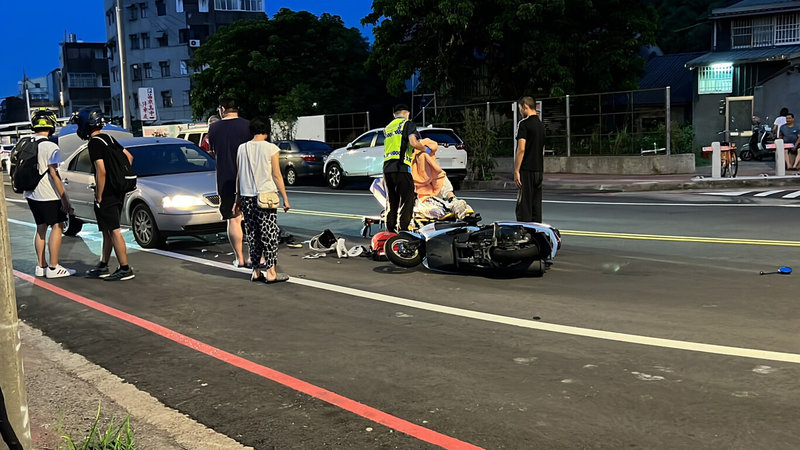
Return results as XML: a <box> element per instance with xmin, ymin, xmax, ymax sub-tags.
<box><xmin>462</xmin><ymin>160</ymin><xmax>800</xmax><ymax>192</ymax></box>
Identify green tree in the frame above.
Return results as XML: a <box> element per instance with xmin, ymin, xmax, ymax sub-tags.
<box><xmin>191</xmin><ymin>9</ymin><xmax>373</xmax><ymax>119</ymax></box>
<box><xmin>648</xmin><ymin>0</ymin><xmax>727</xmax><ymax>53</ymax></box>
<box><xmin>363</xmin><ymin>0</ymin><xmax>658</xmax><ymax>100</ymax></box>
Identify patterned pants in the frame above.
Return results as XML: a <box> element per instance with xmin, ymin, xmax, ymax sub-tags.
<box><xmin>241</xmin><ymin>196</ymin><xmax>279</xmax><ymax>269</ymax></box>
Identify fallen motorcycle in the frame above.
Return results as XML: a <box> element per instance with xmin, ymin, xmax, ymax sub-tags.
<box><xmin>384</xmin><ymin>220</ymin><xmax>561</xmax><ymax>276</ymax></box>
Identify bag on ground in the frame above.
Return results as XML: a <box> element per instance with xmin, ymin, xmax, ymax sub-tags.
<box><xmin>9</xmin><ymin>137</ymin><xmax>47</xmax><ymax>193</ymax></box>
<box><xmin>92</xmin><ymin>134</ymin><xmax>137</xmax><ymax>193</ymax></box>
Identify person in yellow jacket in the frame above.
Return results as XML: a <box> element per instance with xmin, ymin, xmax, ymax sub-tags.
<box><xmin>383</xmin><ymin>104</ymin><xmax>425</xmax><ymax>232</ymax></box>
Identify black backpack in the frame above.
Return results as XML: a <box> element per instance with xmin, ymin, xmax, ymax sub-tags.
<box><xmin>9</xmin><ymin>137</ymin><xmax>48</xmax><ymax>194</ymax></box>
<box><xmin>92</xmin><ymin>134</ymin><xmax>137</xmax><ymax>194</ymax></box>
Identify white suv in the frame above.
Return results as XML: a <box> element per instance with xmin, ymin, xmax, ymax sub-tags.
<box><xmin>323</xmin><ymin>127</ymin><xmax>468</xmax><ymax>189</ymax></box>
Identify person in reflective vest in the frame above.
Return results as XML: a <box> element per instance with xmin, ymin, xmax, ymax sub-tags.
<box><xmin>383</xmin><ymin>104</ymin><xmax>425</xmax><ymax>232</ymax></box>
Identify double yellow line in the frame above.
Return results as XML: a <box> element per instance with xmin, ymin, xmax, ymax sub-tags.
<box><xmin>285</xmin><ymin>208</ymin><xmax>800</xmax><ymax>248</ymax></box>
<box><xmin>561</xmin><ymin>230</ymin><xmax>800</xmax><ymax>247</ymax></box>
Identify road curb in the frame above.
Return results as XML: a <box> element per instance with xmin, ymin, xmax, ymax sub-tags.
<box><xmin>462</xmin><ymin>176</ymin><xmax>800</xmax><ymax>192</ymax></box>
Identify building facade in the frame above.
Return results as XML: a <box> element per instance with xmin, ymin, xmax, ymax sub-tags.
<box><xmin>60</xmin><ymin>36</ymin><xmax>113</xmax><ymax>116</ymax></box>
<box><xmin>686</xmin><ymin>0</ymin><xmax>800</xmax><ymax>149</ymax></box>
<box><xmin>104</xmin><ymin>0</ymin><xmax>266</xmax><ymax>124</ymax></box>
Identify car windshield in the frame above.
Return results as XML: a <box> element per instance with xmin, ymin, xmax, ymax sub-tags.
<box><xmin>131</xmin><ymin>143</ymin><xmax>215</xmax><ymax>177</ymax></box>
<box><xmin>419</xmin><ymin>130</ymin><xmax>463</xmax><ymax>145</ymax></box>
<box><xmin>296</xmin><ymin>141</ymin><xmax>332</xmax><ymax>152</ymax></box>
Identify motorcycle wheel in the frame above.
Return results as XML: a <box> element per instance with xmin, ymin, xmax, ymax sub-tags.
<box><xmin>385</xmin><ymin>235</ymin><xmax>424</xmax><ymax>268</ymax></box>
<box><xmin>739</xmin><ymin>147</ymin><xmax>754</xmax><ymax>161</ymax></box>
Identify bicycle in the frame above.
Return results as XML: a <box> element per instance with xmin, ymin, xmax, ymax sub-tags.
<box><xmin>702</xmin><ymin>131</ymin><xmax>738</xmax><ymax>178</ymax></box>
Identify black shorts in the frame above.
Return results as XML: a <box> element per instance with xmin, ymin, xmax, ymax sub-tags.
<box><xmin>219</xmin><ymin>192</ymin><xmax>241</xmax><ymax>220</ymax></box>
<box><xmin>27</xmin><ymin>199</ymin><xmax>67</xmax><ymax>226</ymax></box>
<box><xmin>94</xmin><ymin>202</ymin><xmax>123</xmax><ymax>232</ymax></box>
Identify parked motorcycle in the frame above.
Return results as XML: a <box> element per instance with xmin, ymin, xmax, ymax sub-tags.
<box><xmin>739</xmin><ymin>116</ymin><xmax>774</xmax><ymax>161</ymax></box>
<box><xmin>384</xmin><ymin>220</ymin><xmax>561</xmax><ymax>276</ymax></box>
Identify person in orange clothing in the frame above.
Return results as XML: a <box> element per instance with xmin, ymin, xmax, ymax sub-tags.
<box><xmin>411</xmin><ymin>138</ymin><xmax>470</xmax><ymax>219</ymax></box>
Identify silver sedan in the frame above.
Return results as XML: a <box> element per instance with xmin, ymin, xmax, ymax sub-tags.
<box><xmin>60</xmin><ymin>137</ymin><xmax>225</xmax><ymax>248</ymax></box>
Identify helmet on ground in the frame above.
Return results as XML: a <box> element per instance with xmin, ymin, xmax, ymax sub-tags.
<box><xmin>72</xmin><ymin>107</ymin><xmax>106</xmax><ymax>140</ymax></box>
<box><xmin>30</xmin><ymin>108</ymin><xmax>58</xmax><ymax>133</ymax></box>
<box><xmin>370</xmin><ymin>231</ymin><xmax>397</xmax><ymax>258</ymax></box>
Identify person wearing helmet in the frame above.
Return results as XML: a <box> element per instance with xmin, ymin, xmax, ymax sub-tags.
<box><xmin>383</xmin><ymin>104</ymin><xmax>425</xmax><ymax>232</ymax></box>
<box><xmin>24</xmin><ymin>108</ymin><xmax>76</xmax><ymax>278</ymax></box>
<box><xmin>74</xmin><ymin>108</ymin><xmax>135</xmax><ymax>281</ymax></box>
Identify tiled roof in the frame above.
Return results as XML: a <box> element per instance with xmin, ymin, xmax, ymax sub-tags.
<box><xmin>711</xmin><ymin>0</ymin><xmax>800</xmax><ymax>18</ymax></box>
<box><xmin>639</xmin><ymin>53</ymin><xmax>705</xmax><ymax>103</ymax></box>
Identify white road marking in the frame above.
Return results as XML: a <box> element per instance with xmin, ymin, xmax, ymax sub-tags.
<box><xmin>140</xmin><ymin>248</ymin><xmax>800</xmax><ymax>365</ymax></box>
<box><xmin>9</xmin><ymin>214</ymin><xmax>800</xmax><ymax>365</ymax></box>
<box><xmin>782</xmin><ymin>191</ymin><xmax>800</xmax><ymax>199</ymax></box>
<box><xmin>699</xmin><ymin>191</ymin><xmax>752</xmax><ymax>197</ymax></box>
<box><xmin>753</xmin><ymin>190</ymin><xmax>787</xmax><ymax>197</ymax></box>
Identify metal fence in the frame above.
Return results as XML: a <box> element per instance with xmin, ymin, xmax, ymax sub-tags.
<box><xmin>418</xmin><ymin>87</ymin><xmax>675</xmax><ymax>157</ymax></box>
<box><xmin>324</xmin><ymin>111</ymin><xmax>371</xmax><ymax>149</ymax></box>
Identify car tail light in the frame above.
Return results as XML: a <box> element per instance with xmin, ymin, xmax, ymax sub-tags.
<box><xmin>301</xmin><ymin>155</ymin><xmax>322</xmax><ymax>162</ymax></box>
<box><xmin>456</xmin><ymin>144</ymin><xmax>465</xmax><ymax>150</ymax></box>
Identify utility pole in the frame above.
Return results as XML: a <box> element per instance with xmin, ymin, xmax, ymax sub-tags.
<box><xmin>116</xmin><ymin>0</ymin><xmax>132</xmax><ymax>130</ymax></box>
<box><xmin>0</xmin><ymin>193</ymin><xmax>31</xmax><ymax>450</ymax></box>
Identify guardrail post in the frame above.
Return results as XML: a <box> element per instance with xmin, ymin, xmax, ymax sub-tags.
<box><xmin>711</xmin><ymin>142</ymin><xmax>722</xmax><ymax>177</ymax></box>
<box><xmin>566</xmin><ymin>94</ymin><xmax>571</xmax><ymax>157</ymax></box>
<box><xmin>422</xmin><ymin>106</ymin><xmax>426</xmax><ymax>127</ymax></box>
<box><xmin>665</xmin><ymin>86</ymin><xmax>671</xmax><ymax>156</ymax></box>
<box><xmin>0</xmin><ymin>193</ymin><xmax>32</xmax><ymax>450</ymax></box>
<box><xmin>486</xmin><ymin>102</ymin><xmax>491</xmax><ymax>130</ymax></box>
<box><xmin>775</xmin><ymin>138</ymin><xmax>785</xmax><ymax>176</ymax></box>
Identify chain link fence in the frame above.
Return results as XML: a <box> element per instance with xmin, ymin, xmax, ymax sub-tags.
<box><xmin>324</xmin><ymin>111</ymin><xmax>371</xmax><ymax>149</ymax></box>
<box><xmin>418</xmin><ymin>87</ymin><xmax>681</xmax><ymax>157</ymax></box>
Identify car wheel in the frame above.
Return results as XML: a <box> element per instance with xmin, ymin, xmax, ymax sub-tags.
<box><xmin>326</xmin><ymin>163</ymin><xmax>345</xmax><ymax>189</ymax></box>
<box><xmin>63</xmin><ymin>214</ymin><xmax>83</xmax><ymax>237</ymax></box>
<box><xmin>131</xmin><ymin>204</ymin><xmax>165</xmax><ymax>248</ymax></box>
<box><xmin>285</xmin><ymin>167</ymin><xmax>297</xmax><ymax>186</ymax></box>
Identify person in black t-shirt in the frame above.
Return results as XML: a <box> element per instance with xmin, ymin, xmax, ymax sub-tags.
<box><xmin>514</xmin><ymin>96</ymin><xmax>545</xmax><ymax>223</ymax></box>
<box><xmin>74</xmin><ymin>108</ymin><xmax>135</xmax><ymax>281</ymax></box>
<box><xmin>208</xmin><ymin>97</ymin><xmax>252</xmax><ymax>268</ymax></box>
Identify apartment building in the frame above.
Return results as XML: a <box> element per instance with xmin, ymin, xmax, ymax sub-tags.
<box><xmin>104</xmin><ymin>0</ymin><xmax>266</xmax><ymax>124</ymax></box>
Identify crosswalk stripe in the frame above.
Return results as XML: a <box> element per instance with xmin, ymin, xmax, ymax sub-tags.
<box><xmin>753</xmin><ymin>190</ymin><xmax>787</xmax><ymax>197</ymax></box>
<box><xmin>782</xmin><ymin>191</ymin><xmax>800</xmax><ymax>199</ymax></box>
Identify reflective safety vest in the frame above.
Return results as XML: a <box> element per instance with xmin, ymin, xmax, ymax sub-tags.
<box><xmin>384</xmin><ymin>117</ymin><xmax>412</xmax><ymax>167</ymax></box>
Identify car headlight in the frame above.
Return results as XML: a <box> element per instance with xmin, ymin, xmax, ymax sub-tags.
<box><xmin>162</xmin><ymin>195</ymin><xmax>206</xmax><ymax>209</ymax></box>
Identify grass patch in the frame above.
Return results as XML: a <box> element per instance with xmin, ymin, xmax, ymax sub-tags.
<box><xmin>61</xmin><ymin>403</ymin><xmax>134</xmax><ymax>450</ymax></box>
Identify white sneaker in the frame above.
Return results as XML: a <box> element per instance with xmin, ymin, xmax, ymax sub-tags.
<box><xmin>336</xmin><ymin>238</ymin><xmax>348</xmax><ymax>258</ymax></box>
<box><xmin>34</xmin><ymin>266</ymin><xmax>46</xmax><ymax>277</ymax></box>
<box><xmin>46</xmin><ymin>264</ymin><xmax>76</xmax><ymax>279</ymax></box>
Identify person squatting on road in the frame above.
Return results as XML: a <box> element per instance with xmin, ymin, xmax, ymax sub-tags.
<box><xmin>778</xmin><ymin>112</ymin><xmax>800</xmax><ymax>170</ymax></box>
<box><xmin>23</xmin><ymin>108</ymin><xmax>76</xmax><ymax>278</ymax></box>
<box><xmin>234</xmin><ymin>118</ymin><xmax>291</xmax><ymax>283</ymax></box>
<box><xmin>383</xmin><ymin>104</ymin><xmax>426</xmax><ymax>232</ymax></box>
<box><xmin>514</xmin><ymin>96</ymin><xmax>546</xmax><ymax>223</ymax></box>
<box><xmin>209</xmin><ymin>96</ymin><xmax>253</xmax><ymax>268</ymax></box>
<box><xmin>76</xmin><ymin>108</ymin><xmax>136</xmax><ymax>281</ymax></box>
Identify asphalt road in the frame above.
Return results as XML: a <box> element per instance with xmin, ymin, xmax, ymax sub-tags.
<box><xmin>5</xmin><ymin>179</ymin><xmax>800</xmax><ymax>449</ymax></box>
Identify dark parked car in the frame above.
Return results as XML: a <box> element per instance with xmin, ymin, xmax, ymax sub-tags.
<box><xmin>274</xmin><ymin>140</ymin><xmax>333</xmax><ymax>186</ymax></box>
